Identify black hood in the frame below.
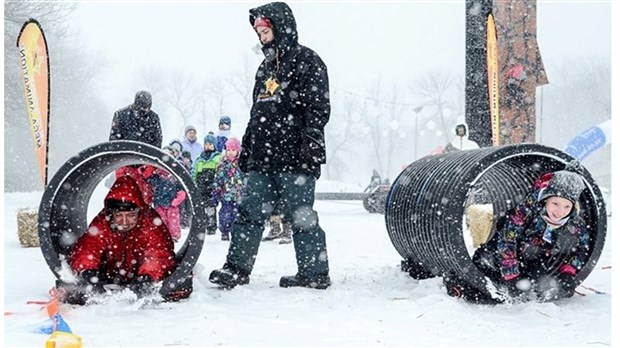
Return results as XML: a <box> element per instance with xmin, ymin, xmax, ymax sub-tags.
<box><xmin>249</xmin><ymin>2</ymin><xmax>298</xmax><ymax>55</ymax></box>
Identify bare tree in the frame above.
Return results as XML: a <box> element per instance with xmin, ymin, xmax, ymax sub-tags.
<box><xmin>409</xmin><ymin>69</ymin><xmax>459</xmax><ymax>144</ymax></box>
<box><xmin>137</xmin><ymin>65</ymin><xmax>168</xmax><ymax>98</ymax></box>
<box><xmin>165</xmin><ymin>72</ymin><xmax>198</xmax><ymax>128</ymax></box>
<box><xmin>228</xmin><ymin>53</ymin><xmax>258</xmax><ymax>110</ymax></box>
<box><xmin>357</xmin><ymin>79</ymin><xmax>412</xmax><ymax>179</ymax></box>
<box><xmin>324</xmin><ymin>96</ymin><xmax>365</xmax><ymax>181</ymax></box>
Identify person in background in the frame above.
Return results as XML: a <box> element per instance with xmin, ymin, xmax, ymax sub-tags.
<box><xmin>108</xmin><ymin>90</ymin><xmax>162</xmax><ymax>203</ymax></box>
<box><xmin>181</xmin><ymin>151</ymin><xmax>193</xmax><ymax>172</ymax></box>
<box><xmin>58</xmin><ymin>176</ymin><xmax>188</xmax><ymax>305</ymax></box>
<box><xmin>211</xmin><ymin>138</ymin><xmax>245</xmax><ymax>241</ymax></box>
<box><xmin>168</xmin><ymin>139</ymin><xmax>184</xmax><ymax>162</ymax></box>
<box><xmin>364</xmin><ymin>169</ymin><xmax>382</xmax><ymax>193</ymax></box>
<box><xmin>262</xmin><ymin>205</ymin><xmax>292</xmax><ymax>244</ymax></box>
<box><xmin>110</xmin><ymin>90</ymin><xmax>162</xmax><ymax>148</ymax></box>
<box><xmin>445</xmin><ymin>167</ymin><xmax>590</xmax><ymax>303</ymax></box>
<box><xmin>209</xmin><ymin>2</ymin><xmax>331</xmax><ymax>290</ymax></box>
<box><xmin>216</xmin><ymin>116</ymin><xmax>233</xmax><ymax>153</ymax></box>
<box><xmin>144</xmin><ymin>147</ymin><xmax>187</xmax><ymax>242</ymax></box>
<box><xmin>443</xmin><ymin>124</ymin><xmax>479</xmax><ymax>153</ymax></box>
<box><xmin>181</xmin><ymin>125</ymin><xmax>203</xmax><ymax>164</ymax></box>
<box><xmin>193</xmin><ymin>134</ymin><xmax>222</xmax><ymax>235</ymax></box>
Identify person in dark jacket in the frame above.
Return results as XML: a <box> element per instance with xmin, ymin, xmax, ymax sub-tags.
<box><xmin>210</xmin><ymin>2</ymin><xmax>331</xmax><ymax>290</ymax></box>
<box><xmin>109</xmin><ymin>90</ymin><xmax>163</xmax><ymax>199</ymax></box>
<box><xmin>109</xmin><ymin>90</ymin><xmax>162</xmax><ymax>148</ymax></box>
<box><xmin>446</xmin><ymin>168</ymin><xmax>590</xmax><ymax>304</ymax></box>
<box><xmin>57</xmin><ymin>176</ymin><xmax>189</xmax><ymax>305</ymax></box>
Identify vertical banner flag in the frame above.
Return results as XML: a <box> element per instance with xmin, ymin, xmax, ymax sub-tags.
<box><xmin>486</xmin><ymin>14</ymin><xmax>500</xmax><ymax>146</ymax></box>
<box><xmin>16</xmin><ymin>19</ymin><xmax>50</xmax><ymax>187</ymax></box>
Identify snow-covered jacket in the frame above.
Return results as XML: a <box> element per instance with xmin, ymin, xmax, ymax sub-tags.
<box><xmin>241</xmin><ymin>2</ymin><xmax>330</xmax><ymax>179</ymax></box>
<box><xmin>109</xmin><ymin>105</ymin><xmax>162</xmax><ymax>148</ymax></box>
<box><xmin>212</xmin><ymin>157</ymin><xmax>245</xmax><ymax>203</ymax></box>
<box><xmin>69</xmin><ymin>176</ymin><xmax>176</xmax><ymax>283</ymax></box>
<box><xmin>490</xmin><ymin>173</ymin><xmax>590</xmax><ymax>280</ymax></box>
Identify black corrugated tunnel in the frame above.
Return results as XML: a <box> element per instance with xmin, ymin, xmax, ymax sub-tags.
<box><xmin>385</xmin><ymin>143</ymin><xmax>607</xmax><ymax>297</ymax></box>
<box><xmin>38</xmin><ymin>140</ymin><xmax>207</xmax><ymax>298</ymax></box>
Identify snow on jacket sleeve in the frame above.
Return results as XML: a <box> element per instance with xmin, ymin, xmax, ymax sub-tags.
<box><xmin>559</xmin><ymin>215</ymin><xmax>590</xmax><ymax>276</ymax></box>
<box><xmin>69</xmin><ymin>212</ymin><xmax>110</xmax><ymax>274</ymax></box>
<box><xmin>135</xmin><ymin>210</ymin><xmax>176</xmax><ymax>281</ymax></box>
<box><xmin>496</xmin><ymin>190</ymin><xmax>538</xmax><ymax>279</ymax></box>
<box><xmin>297</xmin><ymin>48</ymin><xmax>330</xmax><ymax>131</ymax></box>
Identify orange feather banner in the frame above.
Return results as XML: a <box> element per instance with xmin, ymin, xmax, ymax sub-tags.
<box><xmin>16</xmin><ymin>19</ymin><xmax>51</xmax><ymax>187</ymax></box>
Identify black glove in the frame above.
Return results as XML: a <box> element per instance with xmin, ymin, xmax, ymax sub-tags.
<box><xmin>555</xmin><ymin>273</ymin><xmax>577</xmax><ymax>299</ymax></box>
<box><xmin>130</xmin><ymin>274</ymin><xmax>155</xmax><ymax>297</ymax></box>
<box><xmin>300</xmin><ymin>128</ymin><xmax>326</xmax><ymax>165</ymax></box>
<box><xmin>79</xmin><ymin>269</ymin><xmax>105</xmax><ymax>293</ymax></box>
<box><xmin>504</xmin><ymin>277</ymin><xmax>531</xmax><ymax>298</ymax></box>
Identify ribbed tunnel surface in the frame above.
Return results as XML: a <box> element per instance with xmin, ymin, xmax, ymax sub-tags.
<box><xmin>38</xmin><ymin>140</ymin><xmax>207</xmax><ymax>297</ymax></box>
<box><xmin>385</xmin><ymin>144</ymin><xmax>607</xmax><ymax>294</ymax></box>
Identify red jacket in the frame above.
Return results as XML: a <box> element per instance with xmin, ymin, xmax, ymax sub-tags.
<box><xmin>69</xmin><ymin>176</ymin><xmax>176</xmax><ymax>283</ymax></box>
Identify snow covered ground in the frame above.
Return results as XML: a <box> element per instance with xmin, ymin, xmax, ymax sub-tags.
<box><xmin>3</xmin><ymin>189</ymin><xmax>613</xmax><ymax>347</ymax></box>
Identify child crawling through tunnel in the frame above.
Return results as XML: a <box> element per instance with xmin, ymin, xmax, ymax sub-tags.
<box><xmin>444</xmin><ymin>165</ymin><xmax>590</xmax><ymax>304</ymax></box>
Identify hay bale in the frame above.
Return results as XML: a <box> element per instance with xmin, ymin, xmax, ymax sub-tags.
<box><xmin>465</xmin><ymin>204</ymin><xmax>494</xmax><ymax>248</ymax></box>
<box><xmin>17</xmin><ymin>208</ymin><xmax>40</xmax><ymax>247</ymax></box>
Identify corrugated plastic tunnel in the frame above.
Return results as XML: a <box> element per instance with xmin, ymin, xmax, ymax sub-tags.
<box><xmin>385</xmin><ymin>143</ymin><xmax>607</xmax><ymax>296</ymax></box>
<box><xmin>38</xmin><ymin>140</ymin><xmax>207</xmax><ymax>298</ymax></box>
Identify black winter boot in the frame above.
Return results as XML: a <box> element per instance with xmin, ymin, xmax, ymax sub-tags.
<box><xmin>209</xmin><ymin>263</ymin><xmax>250</xmax><ymax>289</ymax></box>
<box><xmin>280</xmin><ymin>273</ymin><xmax>331</xmax><ymax>290</ymax></box>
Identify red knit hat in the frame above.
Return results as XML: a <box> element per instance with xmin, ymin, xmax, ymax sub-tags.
<box><xmin>253</xmin><ymin>16</ymin><xmax>272</xmax><ymax>29</ymax></box>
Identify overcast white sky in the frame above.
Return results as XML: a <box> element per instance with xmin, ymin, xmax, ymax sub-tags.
<box><xmin>71</xmin><ymin>0</ymin><xmax>611</xmax><ymax>110</ymax></box>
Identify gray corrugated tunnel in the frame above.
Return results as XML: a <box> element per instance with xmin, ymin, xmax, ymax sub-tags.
<box><xmin>38</xmin><ymin>140</ymin><xmax>207</xmax><ymax>298</ymax></box>
<box><xmin>385</xmin><ymin>143</ymin><xmax>607</xmax><ymax>297</ymax></box>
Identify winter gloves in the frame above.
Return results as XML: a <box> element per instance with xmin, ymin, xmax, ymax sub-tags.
<box><xmin>79</xmin><ymin>269</ymin><xmax>105</xmax><ymax>294</ymax></box>
<box><xmin>501</xmin><ymin>273</ymin><xmax>576</xmax><ymax>302</ymax></box>
<box><xmin>504</xmin><ymin>277</ymin><xmax>530</xmax><ymax>298</ymax></box>
<box><xmin>129</xmin><ymin>274</ymin><xmax>155</xmax><ymax>297</ymax></box>
<box><xmin>80</xmin><ymin>270</ymin><xmax>155</xmax><ymax>297</ymax></box>
<box><xmin>300</xmin><ymin>128</ymin><xmax>326</xmax><ymax>166</ymax></box>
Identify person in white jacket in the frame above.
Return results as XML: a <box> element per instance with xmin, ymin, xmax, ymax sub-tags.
<box><xmin>445</xmin><ymin>124</ymin><xmax>480</xmax><ymax>152</ymax></box>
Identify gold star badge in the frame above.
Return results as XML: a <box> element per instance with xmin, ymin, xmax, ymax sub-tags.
<box><xmin>265</xmin><ymin>76</ymin><xmax>280</xmax><ymax>96</ymax></box>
